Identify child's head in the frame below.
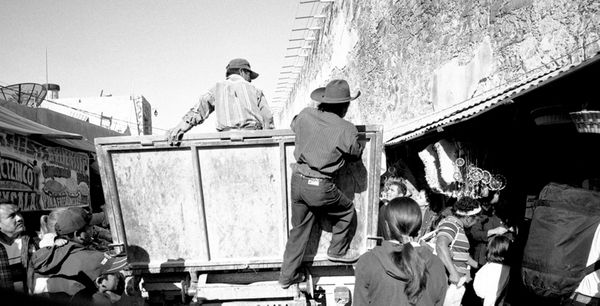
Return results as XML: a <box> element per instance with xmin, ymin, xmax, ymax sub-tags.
<box><xmin>39</xmin><ymin>208</ymin><xmax>66</xmax><ymax>235</ymax></box>
<box><xmin>486</xmin><ymin>235</ymin><xmax>511</xmax><ymax>264</ymax></box>
<box><xmin>382</xmin><ymin>177</ymin><xmax>409</xmax><ymax>200</ymax></box>
<box><xmin>384</xmin><ymin>197</ymin><xmax>422</xmax><ymax>241</ymax></box>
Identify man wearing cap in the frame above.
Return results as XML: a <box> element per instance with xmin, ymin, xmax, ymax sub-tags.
<box><xmin>167</xmin><ymin>58</ymin><xmax>274</xmax><ymax>145</ymax></box>
<box><xmin>31</xmin><ymin>207</ymin><xmax>127</xmax><ymax>301</ymax></box>
<box><xmin>279</xmin><ymin>79</ymin><xmax>364</xmax><ymax>289</ymax></box>
<box><xmin>0</xmin><ymin>201</ymin><xmax>38</xmax><ymax>293</ymax></box>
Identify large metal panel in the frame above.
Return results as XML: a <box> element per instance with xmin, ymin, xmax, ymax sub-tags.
<box><xmin>95</xmin><ymin>127</ymin><xmax>382</xmax><ymax>273</ymax></box>
<box><xmin>198</xmin><ymin>144</ymin><xmax>284</xmax><ymax>261</ymax></box>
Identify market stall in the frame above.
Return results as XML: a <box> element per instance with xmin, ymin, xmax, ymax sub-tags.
<box><xmin>383</xmin><ymin>52</ymin><xmax>600</xmax><ymax>305</ymax></box>
<box><xmin>0</xmin><ymin>105</ymin><xmax>92</xmax><ymax>213</ymax></box>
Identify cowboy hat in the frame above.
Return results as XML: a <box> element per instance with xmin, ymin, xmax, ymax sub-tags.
<box><xmin>226</xmin><ymin>58</ymin><xmax>259</xmax><ymax>80</ymax></box>
<box><xmin>310</xmin><ymin>79</ymin><xmax>361</xmax><ymax>104</ymax></box>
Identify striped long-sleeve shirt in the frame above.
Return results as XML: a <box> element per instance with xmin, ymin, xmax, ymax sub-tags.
<box><xmin>437</xmin><ymin>216</ymin><xmax>471</xmax><ymax>275</ymax></box>
<box><xmin>182</xmin><ymin>74</ymin><xmax>274</xmax><ymax>131</ymax></box>
<box><xmin>291</xmin><ymin>107</ymin><xmax>364</xmax><ymax>178</ymax></box>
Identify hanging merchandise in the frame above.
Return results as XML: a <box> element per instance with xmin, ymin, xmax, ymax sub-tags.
<box><xmin>489</xmin><ymin>174</ymin><xmax>507</xmax><ymax>191</ymax></box>
<box><xmin>418</xmin><ymin>138</ymin><xmax>507</xmax><ymax>199</ymax></box>
<box><xmin>418</xmin><ymin>139</ymin><xmax>462</xmax><ymax>198</ymax></box>
<box><xmin>434</xmin><ymin>139</ymin><xmax>458</xmax><ymax>186</ymax></box>
<box><xmin>418</xmin><ymin>144</ymin><xmax>443</xmax><ymax>194</ymax></box>
<box><xmin>454</xmin><ymin>163</ymin><xmax>506</xmax><ymax>199</ymax></box>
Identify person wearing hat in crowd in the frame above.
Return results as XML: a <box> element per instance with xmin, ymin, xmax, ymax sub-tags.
<box><xmin>167</xmin><ymin>58</ymin><xmax>274</xmax><ymax>145</ymax></box>
<box><xmin>0</xmin><ymin>200</ymin><xmax>39</xmax><ymax>293</ymax></box>
<box><xmin>31</xmin><ymin>207</ymin><xmax>127</xmax><ymax>303</ymax></box>
<box><xmin>278</xmin><ymin>79</ymin><xmax>364</xmax><ymax>289</ymax></box>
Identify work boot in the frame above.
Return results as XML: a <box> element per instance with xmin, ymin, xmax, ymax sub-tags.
<box><xmin>278</xmin><ymin>273</ymin><xmax>306</xmax><ymax>289</ymax></box>
<box><xmin>327</xmin><ymin>249</ymin><xmax>360</xmax><ymax>263</ymax></box>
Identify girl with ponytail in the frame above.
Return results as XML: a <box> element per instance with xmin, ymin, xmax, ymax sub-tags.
<box><xmin>354</xmin><ymin>197</ymin><xmax>448</xmax><ymax>305</ymax></box>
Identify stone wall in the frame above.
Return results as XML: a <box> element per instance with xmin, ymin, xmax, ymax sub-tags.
<box><xmin>278</xmin><ymin>0</ymin><xmax>600</xmax><ymax>140</ymax></box>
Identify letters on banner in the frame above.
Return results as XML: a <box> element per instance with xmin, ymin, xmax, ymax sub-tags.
<box><xmin>0</xmin><ymin>132</ymin><xmax>90</xmax><ymax>211</ymax></box>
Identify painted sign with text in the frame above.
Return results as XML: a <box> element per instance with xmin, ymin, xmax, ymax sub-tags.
<box><xmin>0</xmin><ymin>132</ymin><xmax>90</xmax><ymax>211</ymax></box>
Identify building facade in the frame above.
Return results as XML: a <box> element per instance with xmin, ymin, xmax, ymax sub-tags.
<box><xmin>278</xmin><ymin>0</ymin><xmax>600</xmax><ymax>141</ymax></box>
<box><xmin>41</xmin><ymin>94</ymin><xmax>153</xmax><ymax>136</ymax></box>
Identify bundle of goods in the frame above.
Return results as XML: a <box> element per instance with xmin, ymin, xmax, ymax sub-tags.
<box><xmin>522</xmin><ymin>182</ymin><xmax>600</xmax><ymax>299</ymax></box>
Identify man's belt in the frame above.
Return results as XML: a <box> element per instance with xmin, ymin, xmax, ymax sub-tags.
<box><xmin>570</xmin><ymin>292</ymin><xmax>600</xmax><ymax>304</ymax></box>
<box><xmin>297</xmin><ymin>173</ymin><xmax>328</xmax><ymax>181</ymax></box>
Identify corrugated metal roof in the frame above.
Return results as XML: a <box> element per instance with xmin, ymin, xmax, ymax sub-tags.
<box><xmin>384</xmin><ymin>53</ymin><xmax>600</xmax><ymax>146</ymax></box>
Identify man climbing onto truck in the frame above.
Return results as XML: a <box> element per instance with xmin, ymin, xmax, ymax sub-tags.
<box><xmin>167</xmin><ymin>58</ymin><xmax>274</xmax><ymax>145</ymax></box>
<box><xmin>279</xmin><ymin>79</ymin><xmax>364</xmax><ymax>289</ymax></box>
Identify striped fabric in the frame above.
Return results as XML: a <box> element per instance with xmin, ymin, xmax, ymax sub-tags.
<box><xmin>291</xmin><ymin>107</ymin><xmax>364</xmax><ymax>178</ymax></box>
<box><xmin>183</xmin><ymin>74</ymin><xmax>274</xmax><ymax>131</ymax></box>
<box><xmin>437</xmin><ymin>216</ymin><xmax>471</xmax><ymax>275</ymax></box>
<box><xmin>0</xmin><ymin>242</ymin><xmax>12</xmax><ymax>289</ymax></box>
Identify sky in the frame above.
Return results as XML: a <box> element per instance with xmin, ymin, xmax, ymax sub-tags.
<box><xmin>0</xmin><ymin>1</ymin><xmax>318</xmax><ymax>133</ymax></box>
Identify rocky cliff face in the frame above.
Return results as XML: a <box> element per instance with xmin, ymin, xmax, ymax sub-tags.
<box><xmin>279</xmin><ymin>0</ymin><xmax>600</xmax><ymax>138</ymax></box>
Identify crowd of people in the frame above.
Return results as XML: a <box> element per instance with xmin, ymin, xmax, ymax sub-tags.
<box><xmin>361</xmin><ymin>176</ymin><xmax>516</xmax><ymax>306</ymax></box>
<box><xmin>0</xmin><ymin>200</ymin><xmax>141</xmax><ymax>305</ymax></box>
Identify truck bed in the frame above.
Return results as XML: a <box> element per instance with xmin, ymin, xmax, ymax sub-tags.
<box><xmin>95</xmin><ymin>127</ymin><xmax>382</xmax><ymax>274</ymax></box>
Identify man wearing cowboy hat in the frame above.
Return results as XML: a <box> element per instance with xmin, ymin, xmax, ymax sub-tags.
<box><xmin>167</xmin><ymin>58</ymin><xmax>274</xmax><ymax>145</ymax></box>
<box><xmin>279</xmin><ymin>79</ymin><xmax>364</xmax><ymax>289</ymax></box>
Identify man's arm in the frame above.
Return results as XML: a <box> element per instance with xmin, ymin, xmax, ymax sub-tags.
<box><xmin>290</xmin><ymin>114</ymin><xmax>299</xmax><ymax>131</ymax></box>
<box><xmin>436</xmin><ymin>235</ymin><xmax>460</xmax><ymax>285</ymax></box>
<box><xmin>342</xmin><ymin>128</ymin><xmax>364</xmax><ymax>161</ymax></box>
<box><xmin>167</xmin><ymin>91</ymin><xmax>215</xmax><ymax>146</ymax></box>
<box><xmin>257</xmin><ymin>91</ymin><xmax>274</xmax><ymax>129</ymax></box>
<box><xmin>467</xmin><ymin>255</ymin><xmax>478</xmax><ymax>269</ymax></box>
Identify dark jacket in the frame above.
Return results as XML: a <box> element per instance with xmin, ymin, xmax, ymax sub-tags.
<box><xmin>354</xmin><ymin>240</ymin><xmax>448</xmax><ymax>306</ymax></box>
<box><xmin>31</xmin><ymin>241</ymin><xmax>107</xmax><ymax>296</ymax></box>
<box><xmin>0</xmin><ymin>234</ymin><xmax>39</xmax><ymax>293</ymax></box>
<box><xmin>467</xmin><ymin>214</ymin><xmax>503</xmax><ymax>266</ymax></box>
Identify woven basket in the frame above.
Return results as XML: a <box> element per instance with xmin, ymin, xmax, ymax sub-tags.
<box><xmin>530</xmin><ymin>106</ymin><xmax>571</xmax><ymax>126</ymax></box>
<box><xmin>570</xmin><ymin>110</ymin><xmax>600</xmax><ymax>134</ymax></box>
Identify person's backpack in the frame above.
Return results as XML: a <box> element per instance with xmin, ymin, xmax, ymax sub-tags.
<box><xmin>521</xmin><ymin>183</ymin><xmax>600</xmax><ymax>299</ymax></box>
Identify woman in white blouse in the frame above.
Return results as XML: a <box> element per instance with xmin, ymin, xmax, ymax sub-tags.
<box><xmin>473</xmin><ymin>235</ymin><xmax>512</xmax><ymax>306</ymax></box>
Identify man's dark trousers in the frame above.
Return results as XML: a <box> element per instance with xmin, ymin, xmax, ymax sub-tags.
<box><xmin>280</xmin><ymin>172</ymin><xmax>356</xmax><ymax>282</ymax></box>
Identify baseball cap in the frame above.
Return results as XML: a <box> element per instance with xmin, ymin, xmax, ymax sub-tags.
<box><xmin>54</xmin><ymin>207</ymin><xmax>91</xmax><ymax>235</ymax></box>
<box><xmin>226</xmin><ymin>58</ymin><xmax>259</xmax><ymax>79</ymax></box>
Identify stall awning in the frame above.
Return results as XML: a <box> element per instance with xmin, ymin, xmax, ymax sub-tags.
<box><xmin>0</xmin><ymin>104</ymin><xmax>82</xmax><ymax>139</ymax></box>
<box><xmin>384</xmin><ymin>53</ymin><xmax>600</xmax><ymax>146</ymax></box>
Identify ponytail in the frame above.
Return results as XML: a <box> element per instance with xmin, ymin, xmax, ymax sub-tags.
<box><xmin>393</xmin><ymin>243</ymin><xmax>428</xmax><ymax>305</ymax></box>
<box><xmin>385</xmin><ymin>197</ymin><xmax>428</xmax><ymax>305</ymax></box>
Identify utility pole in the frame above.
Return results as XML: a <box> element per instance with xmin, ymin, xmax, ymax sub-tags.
<box><xmin>45</xmin><ymin>48</ymin><xmax>49</xmax><ymax>85</ymax></box>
